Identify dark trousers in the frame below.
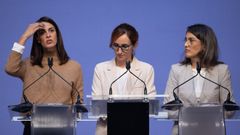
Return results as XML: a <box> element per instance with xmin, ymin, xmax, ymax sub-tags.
<box><xmin>23</xmin><ymin>122</ymin><xmax>31</xmax><ymax>135</ymax></box>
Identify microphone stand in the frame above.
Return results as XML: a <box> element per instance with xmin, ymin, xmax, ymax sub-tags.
<box><xmin>198</xmin><ymin>71</ymin><xmax>239</xmax><ymax>111</ymax></box>
<box><xmin>128</xmin><ymin>70</ymin><xmax>148</xmax><ymax>102</ymax></box>
<box><xmin>162</xmin><ymin>63</ymin><xmax>201</xmax><ymax>110</ymax></box>
<box><xmin>108</xmin><ymin>61</ymin><xmax>130</xmax><ymax>102</ymax></box>
<box><xmin>47</xmin><ymin>57</ymin><xmax>88</xmax><ymax>113</ymax></box>
<box><xmin>109</xmin><ymin>70</ymin><xmax>129</xmax><ymax>95</ymax></box>
<box><xmin>161</xmin><ymin>73</ymin><xmax>198</xmax><ymax>110</ymax></box>
<box><xmin>126</xmin><ymin>61</ymin><xmax>149</xmax><ymax>102</ymax></box>
<box><xmin>11</xmin><ymin>67</ymin><xmax>52</xmax><ymax>113</ymax></box>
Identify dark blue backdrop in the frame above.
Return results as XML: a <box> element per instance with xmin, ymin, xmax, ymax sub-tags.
<box><xmin>0</xmin><ymin>0</ymin><xmax>239</xmax><ymax>134</ymax></box>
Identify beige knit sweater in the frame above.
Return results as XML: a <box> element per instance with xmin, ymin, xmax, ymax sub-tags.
<box><xmin>5</xmin><ymin>51</ymin><xmax>84</xmax><ymax>105</ymax></box>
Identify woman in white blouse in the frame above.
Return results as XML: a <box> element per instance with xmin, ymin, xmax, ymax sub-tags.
<box><xmin>92</xmin><ymin>23</ymin><xmax>156</xmax><ymax>135</ymax></box>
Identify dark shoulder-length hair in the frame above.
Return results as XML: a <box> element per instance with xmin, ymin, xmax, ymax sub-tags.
<box><xmin>109</xmin><ymin>23</ymin><xmax>138</xmax><ymax>48</ymax></box>
<box><xmin>30</xmin><ymin>16</ymin><xmax>69</xmax><ymax>67</ymax></box>
<box><xmin>180</xmin><ymin>24</ymin><xmax>223</xmax><ymax>69</ymax></box>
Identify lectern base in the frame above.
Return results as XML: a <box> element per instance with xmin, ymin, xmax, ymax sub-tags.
<box><xmin>32</xmin><ymin>128</ymin><xmax>73</xmax><ymax>135</ymax></box>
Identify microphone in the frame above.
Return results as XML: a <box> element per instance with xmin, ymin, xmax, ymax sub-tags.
<box><xmin>126</xmin><ymin>61</ymin><xmax>148</xmax><ymax>95</ymax></box>
<box><xmin>162</xmin><ymin>63</ymin><xmax>200</xmax><ymax>110</ymax></box>
<box><xmin>197</xmin><ymin>62</ymin><xmax>239</xmax><ymax>111</ymax></box>
<box><xmin>126</xmin><ymin>60</ymin><xmax>131</xmax><ymax>70</ymax></box>
<box><xmin>196</xmin><ymin>61</ymin><xmax>201</xmax><ymax>74</ymax></box>
<box><xmin>47</xmin><ymin>57</ymin><xmax>88</xmax><ymax>113</ymax></box>
<box><xmin>11</xmin><ymin>60</ymin><xmax>52</xmax><ymax>113</ymax></box>
<box><xmin>48</xmin><ymin>57</ymin><xmax>53</xmax><ymax>68</ymax></box>
<box><xmin>109</xmin><ymin>62</ymin><xmax>129</xmax><ymax>95</ymax></box>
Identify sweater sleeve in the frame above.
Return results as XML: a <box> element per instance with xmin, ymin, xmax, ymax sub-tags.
<box><xmin>5</xmin><ymin>42</ymin><xmax>27</xmax><ymax>80</ymax></box>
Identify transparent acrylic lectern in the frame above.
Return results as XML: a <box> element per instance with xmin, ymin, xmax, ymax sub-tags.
<box><xmin>8</xmin><ymin>103</ymin><xmax>88</xmax><ymax>135</ymax></box>
<box><xmin>86</xmin><ymin>94</ymin><xmax>166</xmax><ymax>135</ymax></box>
<box><xmin>159</xmin><ymin>102</ymin><xmax>240</xmax><ymax>135</ymax></box>
<box><xmin>178</xmin><ymin>105</ymin><xmax>226</xmax><ymax>135</ymax></box>
<box><xmin>31</xmin><ymin>104</ymin><xmax>75</xmax><ymax>135</ymax></box>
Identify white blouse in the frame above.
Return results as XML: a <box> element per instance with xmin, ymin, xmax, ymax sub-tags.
<box><xmin>192</xmin><ymin>68</ymin><xmax>206</xmax><ymax>98</ymax></box>
<box><xmin>116</xmin><ymin>66</ymin><xmax>129</xmax><ymax>95</ymax></box>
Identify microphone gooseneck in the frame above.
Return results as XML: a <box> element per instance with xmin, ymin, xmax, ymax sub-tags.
<box><xmin>47</xmin><ymin>57</ymin><xmax>87</xmax><ymax>112</ymax></box>
<box><xmin>196</xmin><ymin>63</ymin><xmax>239</xmax><ymax>111</ymax></box>
<box><xmin>108</xmin><ymin>60</ymin><xmax>132</xmax><ymax>95</ymax></box>
<box><xmin>126</xmin><ymin>60</ymin><xmax>148</xmax><ymax>95</ymax></box>
<box><xmin>11</xmin><ymin>58</ymin><xmax>53</xmax><ymax>113</ymax></box>
<box><xmin>48</xmin><ymin>57</ymin><xmax>79</xmax><ymax>102</ymax></box>
<box><xmin>109</xmin><ymin>69</ymin><xmax>129</xmax><ymax>95</ymax></box>
<box><xmin>162</xmin><ymin>62</ymin><xmax>200</xmax><ymax>110</ymax></box>
<box><xmin>172</xmin><ymin>73</ymin><xmax>199</xmax><ymax>99</ymax></box>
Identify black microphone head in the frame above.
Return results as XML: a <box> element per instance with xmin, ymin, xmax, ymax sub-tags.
<box><xmin>223</xmin><ymin>93</ymin><xmax>240</xmax><ymax>111</ymax></box>
<box><xmin>48</xmin><ymin>57</ymin><xmax>53</xmax><ymax>68</ymax></box>
<box><xmin>11</xmin><ymin>102</ymin><xmax>33</xmax><ymax>113</ymax></box>
<box><xmin>76</xmin><ymin>95</ymin><xmax>81</xmax><ymax>105</ymax></box>
<box><xmin>109</xmin><ymin>87</ymin><xmax>113</xmax><ymax>95</ymax></box>
<box><xmin>126</xmin><ymin>61</ymin><xmax>131</xmax><ymax>70</ymax></box>
<box><xmin>161</xmin><ymin>91</ymin><xmax>183</xmax><ymax>110</ymax></box>
<box><xmin>224</xmin><ymin>100</ymin><xmax>240</xmax><ymax>111</ymax></box>
<box><xmin>196</xmin><ymin>62</ymin><xmax>201</xmax><ymax>74</ymax></box>
<box><xmin>75</xmin><ymin>103</ymin><xmax>88</xmax><ymax>113</ymax></box>
<box><xmin>161</xmin><ymin>99</ymin><xmax>183</xmax><ymax>110</ymax></box>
